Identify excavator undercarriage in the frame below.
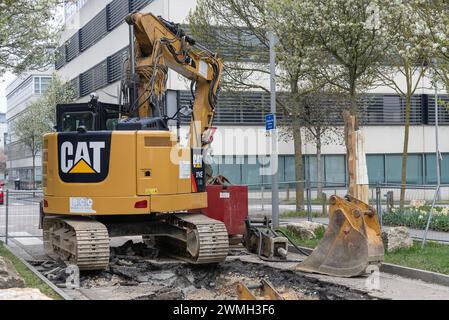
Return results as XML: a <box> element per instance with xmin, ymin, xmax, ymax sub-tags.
<box><xmin>43</xmin><ymin>213</ymin><xmax>229</xmax><ymax>270</ymax></box>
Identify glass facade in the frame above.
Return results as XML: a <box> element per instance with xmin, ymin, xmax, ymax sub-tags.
<box><xmin>210</xmin><ymin>153</ymin><xmax>449</xmax><ymax>188</ymax></box>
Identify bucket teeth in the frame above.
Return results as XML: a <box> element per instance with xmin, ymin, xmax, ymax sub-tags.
<box><xmin>296</xmin><ymin>195</ymin><xmax>384</xmax><ymax>277</ymax></box>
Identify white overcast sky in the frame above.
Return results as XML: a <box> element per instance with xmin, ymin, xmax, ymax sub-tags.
<box><xmin>0</xmin><ymin>72</ymin><xmax>15</xmax><ymax>113</ymax></box>
<box><xmin>0</xmin><ymin>4</ymin><xmax>65</xmax><ymax>114</ymax></box>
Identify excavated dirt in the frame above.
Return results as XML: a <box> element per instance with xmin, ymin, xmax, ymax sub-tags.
<box><xmin>29</xmin><ymin>241</ymin><xmax>375</xmax><ymax>300</ymax></box>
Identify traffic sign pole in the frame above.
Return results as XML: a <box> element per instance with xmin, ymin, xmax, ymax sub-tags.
<box><xmin>269</xmin><ymin>32</ymin><xmax>279</xmax><ymax>228</ymax></box>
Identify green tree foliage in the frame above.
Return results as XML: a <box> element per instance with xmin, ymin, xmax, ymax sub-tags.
<box><xmin>11</xmin><ymin>76</ymin><xmax>75</xmax><ymax>188</ymax></box>
<box><xmin>377</xmin><ymin>1</ymin><xmax>435</xmax><ymax>209</ymax></box>
<box><xmin>0</xmin><ymin>0</ymin><xmax>64</xmax><ymax>75</ymax></box>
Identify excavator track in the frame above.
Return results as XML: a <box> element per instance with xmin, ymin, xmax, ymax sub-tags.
<box><xmin>43</xmin><ymin>217</ymin><xmax>110</xmax><ymax>271</ymax></box>
<box><xmin>152</xmin><ymin>213</ymin><xmax>229</xmax><ymax>264</ymax></box>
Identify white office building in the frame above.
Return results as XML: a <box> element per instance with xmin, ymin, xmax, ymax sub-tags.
<box><xmin>54</xmin><ymin>0</ymin><xmax>449</xmax><ymax>191</ymax></box>
<box><xmin>5</xmin><ymin>72</ymin><xmax>53</xmax><ymax>187</ymax></box>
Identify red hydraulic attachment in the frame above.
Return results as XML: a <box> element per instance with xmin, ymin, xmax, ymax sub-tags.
<box><xmin>201</xmin><ymin>176</ymin><xmax>248</xmax><ymax>240</ymax></box>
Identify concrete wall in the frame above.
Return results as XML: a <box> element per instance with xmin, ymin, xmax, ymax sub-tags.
<box><xmin>173</xmin><ymin>124</ymin><xmax>449</xmax><ymax>156</ymax></box>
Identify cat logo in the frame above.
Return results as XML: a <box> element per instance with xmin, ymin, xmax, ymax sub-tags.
<box><xmin>58</xmin><ymin>132</ymin><xmax>111</xmax><ymax>183</ymax></box>
<box><xmin>61</xmin><ymin>141</ymin><xmax>105</xmax><ymax>174</ymax></box>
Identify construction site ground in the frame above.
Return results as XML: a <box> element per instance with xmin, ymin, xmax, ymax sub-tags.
<box><xmin>6</xmin><ymin>236</ymin><xmax>449</xmax><ymax>300</ymax></box>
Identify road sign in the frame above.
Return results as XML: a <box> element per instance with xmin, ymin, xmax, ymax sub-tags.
<box><xmin>265</xmin><ymin>113</ymin><xmax>276</xmax><ymax>131</ymax></box>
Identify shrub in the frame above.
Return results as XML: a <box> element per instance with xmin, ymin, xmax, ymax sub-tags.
<box><xmin>382</xmin><ymin>205</ymin><xmax>449</xmax><ymax>232</ymax></box>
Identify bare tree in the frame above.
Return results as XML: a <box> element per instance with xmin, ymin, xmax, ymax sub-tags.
<box><xmin>301</xmin><ymin>93</ymin><xmax>344</xmax><ymax>195</ymax></box>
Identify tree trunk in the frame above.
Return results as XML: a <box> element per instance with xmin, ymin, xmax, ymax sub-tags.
<box><xmin>32</xmin><ymin>153</ymin><xmax>36</xmax><ymax>190</ymax></box>
<box><xmin>344</xmin><ymin>110</ymin><xmax>357</xmax><ymax>196</ymax></box>
<box><xmin>293</xmin><ymin>121</ymin><xmax>304</xmax><ymax>211</ymax></box>
<box><xmin>344</xmin><ymin>82</ymin><xmax>358</xmax><ymax>196</ymax></box>
<box><xmin>316</xmin><ymin>134</ymin><xmax>322</xmax><ymax>196</ymax></box>
<box><xmin>400</xmin><ymin>94</ymin><xmax>411</xmax><ymax>210</ymax></box>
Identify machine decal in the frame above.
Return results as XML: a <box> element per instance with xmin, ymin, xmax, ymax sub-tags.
<box><xmin>69</xmin><ymin>197</ymin><xmax>96</xmax><ymax>214</ymax></box>
<box><xmin>179</xmin><ymin>160</ymin><xmax>191</xmax><ymax>179</ymax></box>
<box><xmin>191</xmin><ymin>148</ymin><xmax>205</xmax><ymax>192</ymax></box>
<box><xmin>58</xmin><ymin>132</ymin><xmax>112</xmax><ymax>183</ymax></box>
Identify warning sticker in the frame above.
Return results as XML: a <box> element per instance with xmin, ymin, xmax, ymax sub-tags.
<box><xmin>199</xmin><ymin>60</ymin><xmax>209</xmax><ymax>79</ymax></box>
<box><xmin>179</xmin><ymin>161</ymin><xmax>191</xmax><ymax>179</ymax></box>
<box><xmin>220</xmin><ymin>192</ymin><xmax>230</xmax><ymax>199</ymax></box>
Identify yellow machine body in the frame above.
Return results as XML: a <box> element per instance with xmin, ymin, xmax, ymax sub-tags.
<box><xmin>42</xmin><ymin>130</ymin><xmax>207</xmax><ymax>216</ymax></box>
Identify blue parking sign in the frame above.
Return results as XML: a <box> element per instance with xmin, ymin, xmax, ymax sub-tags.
<box><xmin>265</xmin><ymin>113</ymin><xmax>275</xmax><ymax>131</ymax></box>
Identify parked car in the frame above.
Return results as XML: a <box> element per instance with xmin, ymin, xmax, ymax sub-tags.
<box><xmin>0</xmin><ymin>188</ymin><xmax>4</xmax><ymax>205</ymax></box>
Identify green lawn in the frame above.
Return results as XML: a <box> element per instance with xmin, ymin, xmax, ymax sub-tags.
<box><xmin>279</xmin><ymin>227</ymin><xmax>325</xmax><ymax>249</ymax></box>
<box><xmin>384</xmin><ymin>241</ymin><xmax>449</xmax><ymax>275</ymax></box>
<box><xmin>0</xmin><ymin>242</ymin><xmax>61</xmax><ymax>299</ymax></box>
<box><xmin>279</xmin><ymin>227</ymin><xmax>449</xmax><ymax>275</ymax></box>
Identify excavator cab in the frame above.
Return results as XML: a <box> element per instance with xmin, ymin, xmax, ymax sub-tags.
<box><xmin>56</xmin><ymin>99</ymin><xmax>121</xmax><ymax>132</ymax></box>
<box><xmin>56</xmin><ymin>98</ymin><xmax>170</xmax><ymax>133</ymax></box>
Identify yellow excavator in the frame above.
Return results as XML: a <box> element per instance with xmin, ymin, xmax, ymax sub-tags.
<box><xmin>41</xmin><ymin>12</ymin><xmax>227</xmax><ymax>270</ymax></box>
<box><xmin>40</xmin><ymin>11</ymin><xmax>384</xmax><ymax>277</ymax></box>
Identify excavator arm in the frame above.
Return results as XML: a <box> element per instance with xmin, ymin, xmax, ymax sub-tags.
<box><xmin>124</xmin><ymin>12</ymin><xmax>223</xmax><ymax>149</ymax></box>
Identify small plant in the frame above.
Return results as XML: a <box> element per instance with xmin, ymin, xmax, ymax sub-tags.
<box><xmin>383</xmin><ymin>200</ymin><xmax>449</xmax><ymax>232</ymax></box>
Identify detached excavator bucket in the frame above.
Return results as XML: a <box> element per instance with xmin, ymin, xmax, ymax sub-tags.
<box><xmin>296</xmin><ymin>195</ymin><xmax>384</xmax><ymax>277</ymax></box>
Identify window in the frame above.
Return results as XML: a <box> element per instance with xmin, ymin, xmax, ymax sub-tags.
<box><xmin>367</xmin><ymin>155</ymin><xmax>385</xmax><ymax>184</ymax></box>
<box><xmin>442</xmin><ymin>155</ymin><xmax>449</xmax><ymax>184</ymax></box>
<box><xmin>325</xmin><ymin>155</ymin><xmax>346</xmax><ymax>186</ymax></box>
<box><xmin>385</xmin><ymin>155</ymin><xmax>402</xmax><ymax>184</ymax></box>
<box><xmin>407</xmin><ymin>154</ymin><xmax>423</xmax><ymax>184</ymax></box>
<box><xmin>241</xmin><ymin>156</ymin><xmax>262</xmax><ymax>186</ymax></box>
<box><xmin>216</xmin><ymin>156</ymin><xmax>242</xmax><ymax>185</ymax></box>
<box><xmin>306</xmin><ymin>155</ymin><xmax>325</xmax><ymax>187</ymax></box>
<box><xmin>103</xmin><ymin>107</ymin><xmax>120</xmax><ymax>130</ymax></box>
<box><xmin>34</xmin><ymin>76</ymin><xmax>52</xmax><ymax>95</ymax></box>
<box><xmin>61</xmin><ymin>112</ymin><xmax>94</xmax><ymax>132</ymax></box>
<box><xmin>425</xmin><ymin>154</ymin><xmax>437</xmax><ymax>184</ymax></box>
<box><xmin>385</xmin><ymin>154</ymin><xmax>423</xmax><ymax>184</ymax></box>
<box><xmin>284</xmin><ymin>155</ymin><xmax>297</xmax><ymax>186</ymax></box>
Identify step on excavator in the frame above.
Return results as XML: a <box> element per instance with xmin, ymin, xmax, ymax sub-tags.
<box><xmin>40</xmin><ymin>11</ymin><xmax>384</xmax><ymax>276</ymax></box>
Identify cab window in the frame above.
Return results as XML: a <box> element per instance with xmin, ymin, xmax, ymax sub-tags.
<box><xmin>103</xmin><ymin>107</ymin><xmax>119</xmax><ymax>130</ymax></box>
<box><xmin>61</xmin><ymin>112</ymin><xmax>94</xmax><ymax>132</ymax></box>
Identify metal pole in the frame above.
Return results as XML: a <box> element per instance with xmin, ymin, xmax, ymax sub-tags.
<box><xmin>376</xmin><ymin>185</ymin><xmax>382</xmax><ymax>230</ymax></box>
<box><xmin>268</xmin><ymin>31</ymin><xmax>280</xmax><ymax>228</ymax></box>
<box><xmin>261</xmin><ymin>185</ymin><xmax>265</xmax><ymax>211</ymax></box>
<box><xmin>434</xmin><ymin>71</ymin><xmax>441</xmax><ymax>197</ymax></box>
<box><xmin>422</xmin><ymin>185</ymin><xmax>440</xmax><ymax>248</ymax></box>
<box><xmin>128</xmin><ymin>23</ymin><xmax>138</xmax><ymax>114</ymax></box>
<box><xmin>306</xmin><ymin>179</ymin><xmax>312</xmax><ymax>221</ymax></box>
<box><xmin>422</xmin><ymin>68</ymin><xmax>441</xmax><ymax>248</ymax></box>
<box><xmin>5</xmin><ymin>189</ymin><xmax>8</xmax><ymax>245</ymax></box>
